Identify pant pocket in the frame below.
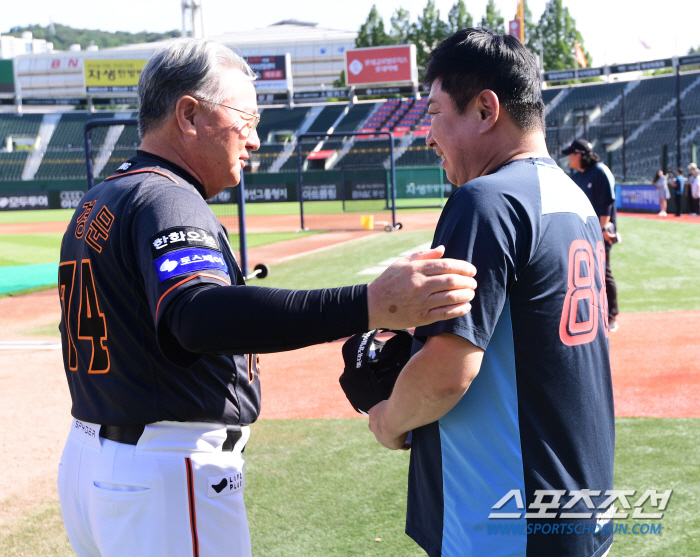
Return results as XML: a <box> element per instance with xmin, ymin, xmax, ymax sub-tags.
<box><xmin>93</xmin><ymin>481</ymin><xmax>150</xmax><ymax>492</ymax></box>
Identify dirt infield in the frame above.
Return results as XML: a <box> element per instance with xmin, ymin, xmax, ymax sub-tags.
<box><xmin>0</xmin><ymin>211</ymin><xmax>441</xmax><ymax>236</ymax></box>
<box><xmin>258</xmin><ymin>310</ymin><xmax>700</xmax><ymax>420</ymax></box>
<box><xmin>0</xmin><ymin>221</ymin><xmax>70</xmax><ymax>234</ymax></box>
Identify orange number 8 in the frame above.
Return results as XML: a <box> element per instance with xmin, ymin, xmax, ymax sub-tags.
<box><xmin>559</xmin><ymin>239</ymin><xmax>600</xmax><ymax>346</ymax></box>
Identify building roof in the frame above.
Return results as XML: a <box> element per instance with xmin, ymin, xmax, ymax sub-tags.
<box><xmin>105</xmin><ymin>22</ymin><xmax>356</xmax><ymax>54</ymax></box>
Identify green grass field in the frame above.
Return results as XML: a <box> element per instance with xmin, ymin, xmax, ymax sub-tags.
<box><xmin>1</xmin><ymin>419</ymin><xmax>697</xmax><ymax>556</ymax></box>
<box><xmin>0</xmin><ymin>231</ymin><xmax>322</xmax><ymax>268</ymax></box>
<box><xmin>614</xmin><ymin>218</ymin><xmax>700</xmax><ymax>313</ymax></box>
<box><xmin>1</xmin><ymin>209</ymin><xmax>699</xmax><ymax>555</ymax></box>
<box><xmin>259</xmin><ymin>216</ymin><xmax>700</xmax><ymax>313</ymax></box>
<box><xmin>0</xmin><ymin>199</ymin><xmax>448</xmax><ymax>226</ymax></box>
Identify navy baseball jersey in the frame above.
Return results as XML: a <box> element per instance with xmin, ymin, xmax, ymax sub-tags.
<box><xmin>58</xmin><ymin>152</ymin><xmax>260</xmax><ymax>426</ymax></box>
<box><xmin>571</xmin><ymin>162</ymin><xmax>616</xmax><ymax>222</ymax></box>
<box><xmin>407</xmin><ymin>158</ymin><xmax>615</xmax><ymax>557</ymax></box>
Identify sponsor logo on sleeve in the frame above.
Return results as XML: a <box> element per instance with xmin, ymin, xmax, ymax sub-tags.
<box><xmin>149</xmin><ymin>226</ymin><xmax>220</xmax><ymax>259</ymax></box>
<box><xmin>154</xmin><ymin>247</ymin><xmax>229</xmax><ymax>282</ymax></box>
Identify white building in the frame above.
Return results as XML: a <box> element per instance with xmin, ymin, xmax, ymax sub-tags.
<box><xmin>12</xmin><ymin>21</ymin><xmax>357</xmax><ymax>99</ymax></box>
<box><xmin>0</xmin><ymin>32</ymin><xmax>54</xmax><ymax>59</ymax></box>
<box><xmin>112</xmin><ymin>20</ymin><xmax>356</xmax><ymax>90</ymax></box>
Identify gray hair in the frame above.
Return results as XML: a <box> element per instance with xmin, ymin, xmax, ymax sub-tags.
<box><xmin>137</xmin><ymin>38</ymin><xmax>255</xmax><ymax>138</ymax></box>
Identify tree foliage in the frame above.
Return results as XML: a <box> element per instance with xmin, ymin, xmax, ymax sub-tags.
<box><xmin>390</xmin><ymin>7</ymin><xmax>412</xmax><ymax>45</ymax></box>
<box><xmin>537</xmin><ymin>0</ymin><xmax>591</xmax><ymax>71</ymax></box>
<box><xmin>479</xmin><ymin>0</ymin><xmax>505</xmax><ymax>34</ymax></box>
<box><xmin>352</xmin><ymin>0</ymin><xmax>591</xmax><ymax>75</ymax></box>
<box><xmin>355</xmin><ymin>5</ymin><xmax>391</xmax><ymax>48</ymax></box>
<box><xmin>523</xmin><ymin>0</ymin><xmax>540</xmax><ymax>58</ymax></box>
<box><xmin>411</xmin><ymin>0</ymin><xmax>450</xmax><ymax>69</ymax></box>
<box><xmin>447</xmin><ymin>0</ymin><xmax>474</xmax><ymax>33</ymax></box>
<box><xmin>5</xmin><ymin>23</ymin><xmax>179</xmax><ymax>51</ymax></box>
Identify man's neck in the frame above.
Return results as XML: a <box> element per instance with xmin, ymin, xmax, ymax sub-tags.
<box><xmin>477</xmin><ymin>130</ymin><xmax>550</xmax><ymax>179</ymax></box>
<box><xmin>139</xmin><ymin>133</ymin><xmax>203</xmax><ymax>185</ymax></box>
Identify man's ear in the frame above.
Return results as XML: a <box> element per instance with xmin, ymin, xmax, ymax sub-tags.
<box><xmin>475</xmin><ymin>90</ymin><xmax>499</xmax><ymax>135</ymax></box>
<box><xmin>175</xmin><ymin>95</ymin><xmax>199</xmax><ymax>138</ymax></box>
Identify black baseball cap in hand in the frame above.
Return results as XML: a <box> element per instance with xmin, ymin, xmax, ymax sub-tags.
<box><xmin>562</xmin><ymin>139</ymin><xmax>593</xmax><ymax>155</ymax></box>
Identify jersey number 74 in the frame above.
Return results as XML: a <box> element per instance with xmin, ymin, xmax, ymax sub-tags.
<box><xmin>58</xmin><ymin>260</ymin><xmax>110</xmax><ymax>373</ymax></box>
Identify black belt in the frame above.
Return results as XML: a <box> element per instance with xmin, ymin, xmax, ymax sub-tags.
<box><xmin>99</xmin><ymin>424</ymin><xmax>244</xmax><ymax>451</ymax></box>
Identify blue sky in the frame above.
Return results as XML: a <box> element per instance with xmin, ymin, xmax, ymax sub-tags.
<box><xmin>3</xmin><ymin>0</ymin><xmax>696</xmax><ymax>67</ymax></box>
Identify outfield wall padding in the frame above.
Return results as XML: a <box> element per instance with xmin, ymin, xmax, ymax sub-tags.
<box><xmin>3</xmin><ymin>178</ymin><xmax>682</xmax><ymax>213</ymax></box>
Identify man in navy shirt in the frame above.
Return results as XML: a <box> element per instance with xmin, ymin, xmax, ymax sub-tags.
<box><xmin>563</xmin><ymin>138</ymin><xmax>619</xmax><ymax>331</ymax></box>
<box><xmin>369</xmin><ymin>29</ymin><xmax>615</xmax><ymax>557</ymax></box>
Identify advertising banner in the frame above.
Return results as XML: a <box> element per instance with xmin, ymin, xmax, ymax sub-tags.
<box><xmin>345</xmin><ymin>45</ymin><xmax>417</xmax><ymax>86</ymax></box>
<box><xmin>0</xmin><ymin>60</ymin><xmax>14</xmax><ymax>94</ymax></box>
<box><xmin>294</xmin><ymin>89</ymin><xmax>349</xmax><ymax>101</ymax></box>
<box><xmin>508</xmin><ymin>20</ymin><xmax>522</xmax><ymax>40</ymax></box>
<box><xmin>58</xmin><ymin>190</ymin><xmax>87</xmax><ymax>209</ymax></box>
<box><xmin>543</xmin><ymin>67</ymin><xmax>604</xmax><ymax>81</ymax></box>
<box><xmin>23</xmin><ymin>98</ymin><xmax>87</xmax><ymax>106</ymax></box>
<box><xmin>84</xmin><ymin>59</ymin><xmax>147</xmax><ymax>93</ymax></box>
<box><xmin>244</xmin><ymin>55</ymin><xmax>292</xmax><ymax>91</ymax></box>
<box><xmin>679</xmin><ymin>54</ymin><xmax>700</xmax><ymax>67</ymax></box>
<box><xmin>0</xmin><ymin>192</ymin><xmax>50</xmax><ymax>211</ymax></box>
<box><xmin>610</xmin><ymin>59</ymin><xmax>673</xmax><ymax>74</ymax></box>
<box><xmin>206</xmin><ymin>185</ymin><xmax>291</xmax><ymax>204</ymax></box>
<box><xmin>617</xmin><ymin>185</ymin><xmax>659</xmax><ymax>211</ymax></box>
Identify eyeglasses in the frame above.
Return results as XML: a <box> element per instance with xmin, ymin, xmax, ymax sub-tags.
<box><xmin>195</xmin><ymin>97</ymin><xmax>260</xmax><ymax>132</ymax></box>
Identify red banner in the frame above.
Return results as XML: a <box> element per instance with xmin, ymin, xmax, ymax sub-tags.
<box><xmin>508</xmin><ymin>20</ymin><xmax>521</xmax><ymax>40</ymax></box>
<box><xmin>345</xmin><ymin>45</ymin><xmax>416</xmax><ymax>86</ymax></box>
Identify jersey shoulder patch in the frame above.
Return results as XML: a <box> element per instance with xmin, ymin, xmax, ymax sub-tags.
<box><xmin>150</xmin><ymin>226</ymin><xmax>220</xmax><ymax>258</ymax></box>
<box><xmin>154</xmin><ymin>247</ymin><xmax>229</xmax><ymax>282</ymax></box>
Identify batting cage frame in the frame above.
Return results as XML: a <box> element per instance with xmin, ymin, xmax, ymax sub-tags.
<box><xmin>296</xmin><ymin>131</ymin><xmax>399</xmax><ymax>231</ymax></box>
<box><xmin>83</xmin><ymin>119</ymin><xmax>260</xmax><ymax>279</ymax></box>
<box><xmin>338</xmin><ymin>164</ymin><xmax>402</xmax><ymax>232</ymax></box>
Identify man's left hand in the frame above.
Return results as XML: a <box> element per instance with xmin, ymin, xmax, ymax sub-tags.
<box><xmin>602</xmin><ymin>229</ymin><xmax>615</xmax><ymax>244</ymax></box>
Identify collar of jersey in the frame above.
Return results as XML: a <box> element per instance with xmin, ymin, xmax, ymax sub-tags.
<box><xmin>496</xmin><ymin>156</ymin><xmax>558</xmax><ymax>174</ymax></box>
<box><xmin>135</xmin><ymin>150</ymin><xmax>207</xmax><ymax>199</ymax></box>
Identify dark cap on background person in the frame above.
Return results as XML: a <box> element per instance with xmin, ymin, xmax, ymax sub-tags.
<box><xmin>561</xmin><ymin>138</ymin><xmax>593</xmax><ymax>155</ymax></box>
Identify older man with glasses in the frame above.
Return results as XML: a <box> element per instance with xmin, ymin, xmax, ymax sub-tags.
<box><xmin>55</xmin><ymin>38</ymin><xmax>477</xmax><ymax>557</ymax></box>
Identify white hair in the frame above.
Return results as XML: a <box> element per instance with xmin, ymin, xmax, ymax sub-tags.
<box><xmin>138</xmin><ymin>38</ymin><xmax>255</xmax><ymax>138</ymax></box>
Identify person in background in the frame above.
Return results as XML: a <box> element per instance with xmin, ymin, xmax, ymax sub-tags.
<box><xmin>653</xmin><ymin>169</ymin><xmax>669</xmax><ymax>217</ymax></box>
<box><xmin>564</xmin><ymin>138</ymin><xmax>620</xmax><ymax>332</ymax></box>
<box><xmin>688</xmin><ymin>163</ymin><xmax>700</xmax><ymax>217</ymax></box>
<box><xmin>672</xmin><ymin>168</ymin><xmax>686</xmax><ymax>217</ymax></box>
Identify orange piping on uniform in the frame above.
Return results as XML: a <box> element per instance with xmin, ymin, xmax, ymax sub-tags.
<box><xmin>104</xmin><ymin>169</ymin><xmax>179</xmax><ymax>183</ymax></box>
<box><xmin>155</xmin><ymin>273</ymin><xmax>231</xmax><ymax>321</ymax></box>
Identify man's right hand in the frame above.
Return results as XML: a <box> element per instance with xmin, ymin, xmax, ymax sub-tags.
<box><xmin>366</xmin><ymin>246</ymin><xmax>476</xmax><ymax>330</ymax></box>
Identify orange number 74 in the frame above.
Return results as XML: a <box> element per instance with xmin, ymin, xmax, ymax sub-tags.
<box><xmin>58</xmin><ymin>260</ymin><xmax>110</xmax><ymax>373</ymax></box>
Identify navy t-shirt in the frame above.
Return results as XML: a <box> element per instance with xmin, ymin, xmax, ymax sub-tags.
<box><xmin>570</xmin><ymin>162</ymin><xmax>616</xmax><ymax>223</ymax></box>
<box><xmin>406</xmin><ymin>158</ymin><xmax>615</xmax><ymax>557</ymax></box>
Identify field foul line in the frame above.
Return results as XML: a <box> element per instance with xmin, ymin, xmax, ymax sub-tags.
<box><xmin>273</xmin><ymin>233</ymin><xmax>380</xmax><ymax>263</ymax></box>
<box><xmin>0</xmin><ymin>341</ymin><xmax>61</xmax><ymax>350</ymax></box>
<box><xmin>357</xmin><ymin>242</ymin><xmax>433</xmax><ymax>275</ymax></box>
